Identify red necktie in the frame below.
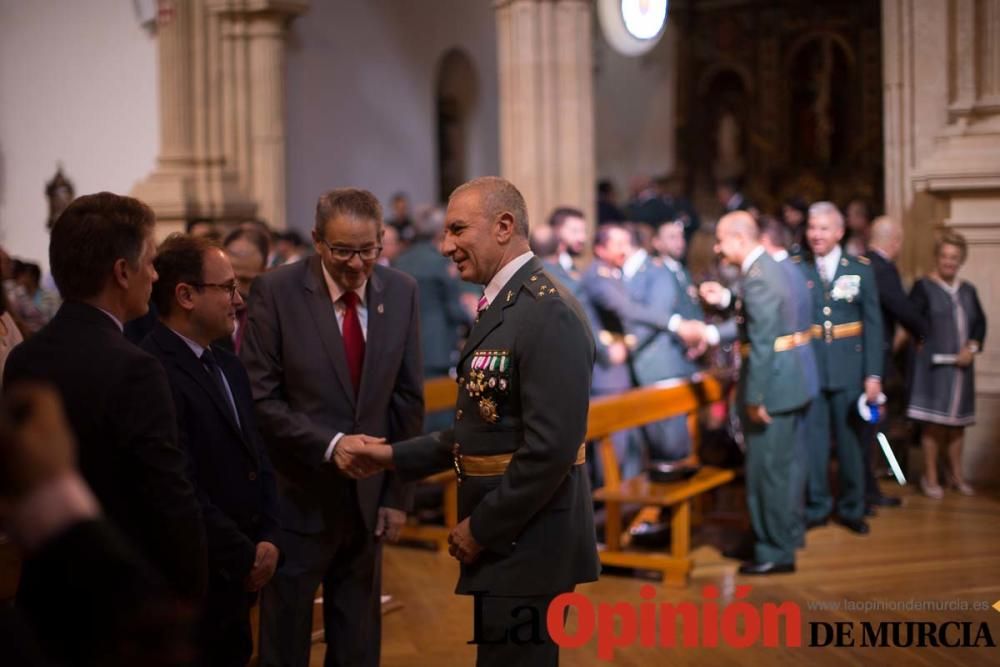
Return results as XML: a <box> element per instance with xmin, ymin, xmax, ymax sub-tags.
<box><xmin>340</xmin><ymin>291</ymin><xmax>365</xmax><ymax>395</ymax></box>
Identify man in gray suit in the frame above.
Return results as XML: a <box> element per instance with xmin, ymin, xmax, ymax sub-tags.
<box><xmin>625</xmin><ymin>222</ymin><xmax>704</xmax><ymax>462</ymax></box>
<box><xmin>342</xmin><ymin>177</ymin><xmax>599</xmax><ymax>667</ymax></box>
<box><xmin>241</xmin><ymin>188</ymin><xmax>424</xmax><ymax>667</ymax></box>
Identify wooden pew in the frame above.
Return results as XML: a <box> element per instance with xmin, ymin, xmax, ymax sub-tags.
<box><xmin>589</xmin><ymin>375</ymin><xmax>734</xmax><ymax>586</ymax></box>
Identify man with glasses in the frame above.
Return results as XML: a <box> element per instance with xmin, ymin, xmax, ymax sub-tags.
<box><xmin>241</xmin><ymin>188</ymin><xmax>423</xmax><ymax>667</ymax></box>
<box><xmin>140</xmin><ymin>234</ymin><xmax>281</xmax><ymax>666</ymax></box>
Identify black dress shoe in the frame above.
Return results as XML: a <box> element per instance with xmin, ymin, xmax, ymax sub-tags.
<box><xmin>806</xmin><ymin>516</ymin><xmax>828</xmax><ymax>530</ymax></box>
<box><xmin>836</xmin><ymin>517</ymin><xmax>870</xmax><ymax>535</ymax></box>
<box><xmin>870</xmin><ymin>495</ymin><xmax>902</xmax><ymax>508</ymax></box>
<box><xmin>864</xmin><ymin>505</ymin><xmax>878</xmax><ymax>517</ymax></box>
<box><xmin>738</xmin><ymin>561</ymin><xmax>796</xmax><ymax>575</ymax></box>
<box><xmin>722</xmin><ymin>544</ymin><xmax>754</xmax><ymax>561</ymax></box>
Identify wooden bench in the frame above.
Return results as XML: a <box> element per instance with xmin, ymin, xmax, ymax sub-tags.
<box><xmin>589</xmin><ymin>376</ymin><xmax>734</xmax><ymax>586</ymax></box>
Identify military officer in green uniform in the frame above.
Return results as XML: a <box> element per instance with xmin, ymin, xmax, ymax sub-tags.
<box><xmin>699</xmin><ymin>212</ymin><xmax>813</xmax><ymax>574</ymax></box>
<box><xmin>341</xmin><ymin>177</ymin><xmax>599</xmax><ymax>666</ymax></box>
<box><xmin>797</xmin><ymin>201</ymin><xmax>883</xmax><ymax>535</ymax></box>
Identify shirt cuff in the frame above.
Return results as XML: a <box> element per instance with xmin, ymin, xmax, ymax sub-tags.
<box><xmin>324</xmin><ymin>432</ymin><xmax>345</xmax><ymax>462</ymax></box>
<box><xmin>8</xmin><ymin>473</ymin><xmax>101</xmax><ymax>553</ymax></box>
<box><xmin>705</xmin><ymin>325</ymin><xmax>721</xmax><ymax>346</ymax></box>
<box><xmin>668</xmin><ymin>314</ymin><xmax>681</xmax><ymax>333</ymax></box>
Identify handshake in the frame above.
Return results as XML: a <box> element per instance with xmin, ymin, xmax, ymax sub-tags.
<box><xmin>331</xmin><ymin>434</ymin><xmax>394</xmax><ymax>479</ymax></box>
<box><xmin>672</xmin><ymin>281</ymin><xmax>729</xmax><ymax>357</ymax></box>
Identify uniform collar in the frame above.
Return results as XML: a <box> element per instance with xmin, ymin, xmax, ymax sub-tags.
<box><xmin>484</xmin><ymin>251</ymin><xmax>534</xmax><ymax>306</ymax></box>
<box><xmin>741</xmin><ymin>245</ymin><xmax>766</xmax><ymax>275</ymax></box>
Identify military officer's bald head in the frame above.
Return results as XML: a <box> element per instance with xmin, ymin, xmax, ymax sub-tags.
<box><xmin>450</xmin><ymin>177</ymin><xmax>529</xmax><ymax>238</ymax></box>
<box><xmin>718</xmin><ymin>211</ymin><xmax>760</xmax><ymax>240</ymax></box>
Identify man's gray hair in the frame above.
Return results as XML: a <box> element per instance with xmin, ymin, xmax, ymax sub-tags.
<box><xmin>808</xmin><ymin>201</ymin><xmax>844</xmax><ymax>229</ymax></box>
<box><xmin>450</xmin><ymin>176</ymin><xmax>529</xmax><ymax>237</ymax></box>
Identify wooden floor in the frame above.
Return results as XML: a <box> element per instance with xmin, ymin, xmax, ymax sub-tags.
<box><xmin>309</xmin><ymin>482</ymin><xmax>1000</xmax><ymax>667</ymax></box>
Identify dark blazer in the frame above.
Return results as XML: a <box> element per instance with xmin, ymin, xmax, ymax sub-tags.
<box><xmin>390</xmin><ymin>257</ymin><xmax>599</xmax><ymax>597</ymax></box>
<box><xmin>240</xmin><ymin>256</ymin><xmax>424</xmax><ymax>534</ymax></box>
<box><xmin>141</xmin><ymin>322</ymin><xmax>280</xmax><ymax>585</ymax></box>
<box><xmin>626</xmin><ymin>256</ymin><xmax>698</xmax><ymax>384</ymax></box>
<box><xmin>13</xmin><ymin>519</ymin><xmax>192</xmax><ymax>667</ymax></box>
<box><xmin>869</xmin><ymin>250</ymin><xmax>925</xmax><ymax>355</ymax></box>
<box><xmin>394</xmin><ymin>240</ymin><xmax>470</xmax><ymax>375</ymax></box>
<box><xmin>776</xmin><ymin>256</ymin><xmax>820</xmax><ymax>403</ymax></box>
<box><xmin>4</xmin><ymin>302</ymin><xmax>207</xmax><ymax>599</ymax></box>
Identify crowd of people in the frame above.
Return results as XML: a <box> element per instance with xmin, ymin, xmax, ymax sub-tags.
<box><xmin>0</xmin><ymin>174</ymin><xmax>988</xmax><ymax>666</ymax></box>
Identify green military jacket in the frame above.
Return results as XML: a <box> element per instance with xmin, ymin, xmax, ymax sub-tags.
<box><xmin>727</xmin><ymin>252</ymin><xmax>813</xmax><ymax>414</ymax></box>
<box><xmin>796</xmin><ymin>252</ymin><xmax>883</xmax><ymax>391</ymax></box>
<box><xmin>391</xmin><ymin>256</ymin><xmax>600</xmax><ymax>597</ymax></box>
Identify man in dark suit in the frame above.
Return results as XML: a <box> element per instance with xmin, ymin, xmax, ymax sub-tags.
<box><xmin>341</xmin><ymin>177</ymin><xmax>599</xmax><ymax>667</ymax></box>
<box><xmin>1</xmin><ymin>384</ymin><xmax>195</xmax><ymax>667</ymax></box>
<box><xmin>240</xmin><ymin>188</ymin><xmax>423</xmax><ymax>667</ymax></box>
<box><xmin>4</xmin><ymin>192</ymin><xmax>207</xmax><ymax>601</ymax></box>
<box><xmin>141</xmin><ymin>234</ymin><xmax>281</xmax><ymax>666</ymax></box>
<box><xmin>700</xmin><ymin>212</ymin><xmax>813</xmax><ymax>574</ymax></box>
<box><xmin>798</xmin><ymin>202</ymin><xmax>883</xmax><ymax>535</ymax></box>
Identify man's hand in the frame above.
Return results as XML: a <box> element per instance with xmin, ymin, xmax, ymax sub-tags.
<box><xmin>375</xmin><ymin>507</ymin><xmax>406</xmax><ymax>542</ymax></box>
<box><xmin>698</xmin><ymin>281</ymin><xmax>728</xmax><ymax>307</ymax></box>
<box><xmin>245</xmin><ymin>541</ymin><xmax>279</xmax><ymax>592</ymax></box>
<box><xmin>676</xmin><ymin>319</ymin><xmax>707</xmax><ymax>347</ymax></box>
<box><xmin>0</xmin><ymin>384</ymin><xmax>76</xmax><ymax>501</ymax></box>
<box><xmin>746</xmin><ymin>404</ymin><xmax>772</xmax><ymax>425</ymax></box>
<box><xmin>864</xmin><ymin>377</ymin><xmax>882</xmax><ymax>404</ymax></box>
<box><xmin>447</xmin><ymin>517</ymin><xmax>483</xmax><ymax>565</ymax></box>
<box><xmin>607</xmin><ymin>340</ymin><xmax>628</xmax><ymax>365</ymax></box>
<box><xmin>955</xmin><ymin>346</ymin><xmax>975</xmax><ymax>368</ymax></box>
<box><xmin>333</xmin><ymin>434</ymin><xmax>386</xmax><ymax>478</ymax></box>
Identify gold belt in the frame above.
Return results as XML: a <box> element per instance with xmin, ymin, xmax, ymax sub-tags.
<box><xmin>740</xmin><ymin>329</ymin><xmax>814</xmax><ymax>357</ymax></box>
<box><xmin>453</xmin><ymin>444</ymin><xmax>586</xmax><ymax>480</ymax></box>
<box><xmin>811</xmin><ymin>321</ymin><xmax>863</xmax><ymax>341</ymax></box>
<box><xmin>598</xmin><ymin>330</ymin><xmax>637</xmax><ymax>348</ymax></box>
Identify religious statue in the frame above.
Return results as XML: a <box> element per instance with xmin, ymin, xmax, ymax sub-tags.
<box><xmin>713</xmin><ymin>110</ymin><xmax>745</xmax><ymax>181</ymax></box>
<box><xmin>45</xmin><ymin>165</ymin><xmax>74</xmax><ymax>231</ymax></box>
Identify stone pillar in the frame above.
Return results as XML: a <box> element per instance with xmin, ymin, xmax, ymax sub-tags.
<box><xmin>134</xmin><ymin>0</ymin><xmax>307</xmax><ymax>234</ymax></box>
<box><xmin>883</xmin><ymin>0</ymin><xmax>1000</xmax><ymax>484</ymax></box>
<box><xmin>495</xmin><ymin>0</ymin><xmax>595</xmax><ymax>231</ymax></box>
<box><xmin>132</xmin><ymin>0</ymin><xmax>256</xmax><ymax>236</ymax></box>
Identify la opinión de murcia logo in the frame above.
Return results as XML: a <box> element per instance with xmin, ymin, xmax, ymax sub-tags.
<box><xmin>468</xmin><ymin>586</ymin><xmax>998</xmax><ymax>660</ymax></box>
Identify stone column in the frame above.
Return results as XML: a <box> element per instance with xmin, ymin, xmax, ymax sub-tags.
<box><xmin>132</xmin><ymin>0</ymin><xmax>256</xmax><ymax>236</ymax></box>
<box><xmin>495</xmin><ymin>0</ymin><xmax>595</xmax><ymax>231</ymax></box>
<box><xmin>882</xmin><ymin>0</ymin><xmax>1000</xmax><ymax>484</ymax></box>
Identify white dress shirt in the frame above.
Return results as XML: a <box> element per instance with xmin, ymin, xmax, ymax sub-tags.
<box><xmin>483</xmin><ymin>251</ymin><xmax>535</xmax><ymax>307</ymax></box>
<box><xmin>815</xmin><ymin>244</ymin><xmax>842</xmax><ymax>284</ymax></box>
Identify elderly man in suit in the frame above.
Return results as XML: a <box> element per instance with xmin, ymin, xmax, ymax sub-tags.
<box><xmin>4</xmin><ymin>192</ymin><xmax>207</xmax><ymax>602</ymax></box>
<box><xmin>799</xmin><ymin>202</ymin><xmax>883</xmax><ymax>535</ymax></box>
<box><xmin>342</xmin><ymin>177</ymin><xmax>599</xmax><ymax>667</ymax></box>
<box><xmin>141</xmin><ymin>234</ymin><xmax>281</xmax><ymax>667</ymax></box>
<box><xmin>240</xmin><ymin>188</ymin><xmax>423</xmax><ymax>667</ymax></box>
<box><xmin>697</xmin><ymin>212</ymin><xmax>814</xmax><ymax>574</ymax></box>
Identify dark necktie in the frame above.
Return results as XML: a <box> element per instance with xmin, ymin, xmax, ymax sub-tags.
<box><xmin>340</xmin><ymin>291</ymin><xmax>365</xmax><ymax>395</ymax></box>
<box><xmin>200</xmin><ymin>348</ymin><xmax>240</xmax><ymax>427</ymax></box>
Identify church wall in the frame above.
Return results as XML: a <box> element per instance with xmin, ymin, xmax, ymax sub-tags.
<box><xmin>593</xmin><ymin>22</ymin><xmax>679</xmax><ymax>200</ymax></box>
<box><xmin>284</xmin><ymin>0</ymin><xmax>499</xmax><ymax>232</ymax></box>
<box><xmin>0</xmin><ymin>0</ymin><xmax>159</xmax><ymax>269</ymax></box>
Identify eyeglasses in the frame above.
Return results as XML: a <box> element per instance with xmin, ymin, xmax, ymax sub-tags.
<box><xmin>190</xmin><ymin>282</ymin><xmax>240</xmax><ymax>299</ymax></box>
<box><xmin>319</xmin><ymin>241</ymin><xmax>382</xmax><ymax>262</ymax></box>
